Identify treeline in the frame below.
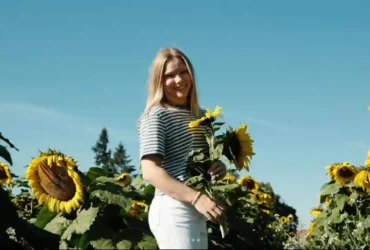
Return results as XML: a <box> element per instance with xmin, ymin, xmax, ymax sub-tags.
<box><xmin>91</xmin><ymin>128</ymin><xmax>136</xmax><ymax>175</ymax></box>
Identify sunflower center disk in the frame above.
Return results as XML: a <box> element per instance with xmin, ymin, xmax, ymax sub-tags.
<box><xmin>37</xmin><ymin>160</ymin><xmax>76</xmax><ymax>201</ymax></box>
<box><xmin>0</xmin><ymin>168</ymin><xmax>7</xmax><ymax>179</ymax></box>
<box><xmin>222</xmin><ymin>132</ymin><xmax>241</xmax><ymax>161</ymax></box>
<box><xmin>243</xmin><ymin>180</ymin><xmax>255</xmax><ymax>190</ymax></box>
<box><xmin>338</xmin><ymin>167</ymin><xmax>354</xmax><ymax>178</ymax></box>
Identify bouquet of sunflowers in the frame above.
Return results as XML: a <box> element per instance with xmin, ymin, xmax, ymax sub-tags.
<box><xmin>186</xmin><ymin>106</ymin><xmax>255</xmax><ymax>238</ymax></box>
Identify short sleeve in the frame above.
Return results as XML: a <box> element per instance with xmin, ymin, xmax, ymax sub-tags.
<box><xmin>138</xmin><ymin>111</ymin><xmax>166</xmax><ymax>160</ymax></box>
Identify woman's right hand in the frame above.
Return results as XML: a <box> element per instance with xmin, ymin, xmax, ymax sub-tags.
<box><xmin>193</xmin><ymin>194</ymin><xmax>227</xmax><ymax>224</ymax></box>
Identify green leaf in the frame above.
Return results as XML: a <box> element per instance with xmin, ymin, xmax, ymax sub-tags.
<box><xmin>211</xmin><ymin>184</ymin><xmax>240</xmax><ymax>192</ymax></box>
<box><xmin>144</xmin><ymin>184</ymin><xmax>155</xmax><ymax>196</ymax></box>
<box><xmin>44</xmin><ymin>213</ymin><xmax>73</xmax><ymax>235</ymax></box>
<box><xmin>138</xmin><ymin>235</ymin><xmax>158</xmax><ymax>249</ymax></box>
<box><xmin>91</xmin><ymin>190</ymin><xmax>131</xmax><ymax>210</ymax></box>
<box><xmin>335</xmin><ymin>194</ymin><xmax>347</xmax><ymax>211</ymax></box>
<box><xmin>116</xmin><ymin>240</ymin><xmax>132</xmax><ymax>249</ymax></box>
<box><xmin>211</xmin><ymin>144</ymin><xmax>223</xmax><ymax>159</ymax></box>
<box><xmin>213</xmin><ymin>122</ymin><xmax>225</xmax><ymax>127</ymax></box>
<box><xmin>86</xmin><ymin>167</ymin><xmax>111</xmax><ymax>181</ymax></box>
<box><xmin>61</xmin><ymin>207</ymin><xmax>99</xmax><ymax>240</ymax></box>
<box><xmin>348</xmin><ymin>192</ymin><xmax>359</xmax><ymax>205</ymax></box>
<box><xmin>246</xmin><ymin>217</ymin><xmax>254</xmax><ymax>223</ymax></box>
<box><xmin>90</xmin><ymin>239</ymin><xmax>115</xmax><ymax>249</ymax></box>
<box><xmin>131</xmin><ymin>174</ymin><xmax>145</xmax><ymax>190</ymax></box>
<box><xmin>70</xmin><ymin>233</ymin><xmax>90</xmax><ymax>249</ymax></box>
<box><xmin>320</xmin><ymin>182</ymin><xmax>342</xmax><ymax>196</ymax></box>
<box><xmin>0</xmin><ymin>145</ymin><xmax>12</xmax><ymax>165</ymax></box>
<box><xmin>363</xmin><ymin>215</ymin><xmax>370</xmax><ymax>228</ymax></box>
<box><xmin>95</xmin><ymin>176</ymin><xmax>117</xmax><ymax>184</ymax></box>
<box><xmin>34</xmin><ymin>206</ymin><xmax>58</xmax><ymax>228</ymax></box>
<box><xmin>328</xmin><ymin>207</ymin><xmax>343</xmax><ymax>224</ymax></box>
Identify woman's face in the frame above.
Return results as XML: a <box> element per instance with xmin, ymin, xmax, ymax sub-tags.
<box><xmin>163</xmin><ymin>57</ymin><xmax>192</xmax><ymax>105</ymax></box>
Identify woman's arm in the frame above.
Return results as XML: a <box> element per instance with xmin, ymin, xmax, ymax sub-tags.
<box><xmin>141</xmin><ymin>154</ymin><xmax>226</xmax><ymax>224</ymax></box>
<box><xmin>141</xmin><ymin>155</ymin><xmax>198</xmax><ymax>204</ymax></box>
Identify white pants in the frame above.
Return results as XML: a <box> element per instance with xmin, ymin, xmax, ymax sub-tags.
<box><xmin>148</xmin><ymin>194</ymin><xmax>208</xmax><ymax>249</ymax></box>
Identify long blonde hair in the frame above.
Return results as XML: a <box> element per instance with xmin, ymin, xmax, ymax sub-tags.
<box><xmin>143</xmin><ymin>47</ymin><xmax>201</xmax><ymax>118</ymax></box>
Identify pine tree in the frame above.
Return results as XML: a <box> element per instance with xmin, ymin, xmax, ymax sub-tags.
<box><xmin>112</xmin><ymin>142</ymin><xmax>136</xmax><ymax>174</ymax></box>
<box><xmin>91</xmin><ymin>128</ymin><xmax>113</xmax><ymax>173</ymax></box>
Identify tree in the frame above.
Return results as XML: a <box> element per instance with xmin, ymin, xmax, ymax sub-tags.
<box><xmin>112</xmin><ymin>142</ymin><xmax>136</xmax><ymax>175</ymax></box>
<box><xmin>91</xmin><ymin>128</ymin><xmax>113</xmax><ymax>173</ymax></box>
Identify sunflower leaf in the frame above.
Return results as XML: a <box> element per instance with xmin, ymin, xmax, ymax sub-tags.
<box><xmin>90</xmin><ymin>238</ymin><xmax>115</xmax><ymax>249</ymax></box>
<box><xmin>86</xmin><ymin>167</ymin><xmax>111</xmax><ymax>181</ymax></box>
<box><xmin>138</xmin><ymin>234</ymin><xmax>158</xmax><ymax>249</ymax></box>
<box><xmin>0</xmin><ymin>145</ymin><xmax>12</xmax><ymax>165</ymax></box>
<box><xmin>362</xmin><ymin>216</ymin><xmax>370</xmax><ymax>228</ymax></box>
<box><xmin>61</xmin><ymin>207</ymin><xmax>99</xmax><ymax>241</ymax></box>
<box><xmin>91</xmin><ymin>190</ymin><xmax>131</xmax><ymax>210</ymax></box>
<box><xmin>95</xmin><ymin>176</ymin><xmax>117</xmax><ymax>184</ymax></box>
<box><xmin>116</xmin><ymin>239</ymin><xmax>132</xmax><ymax>249</ymax></box>
<box><xmin>44</xmin><ymin>213</ymin><xmax>73</xmax><ymax>236</ymax></box>
<box><xmin>34</xmin><ymin>206</ymin><xmax>58</xmax><ymax>228</ymax></box>
<box><xmin>211</xmin><ymin>183</ymin><xmax>240</xmax><ymax>193</ymax></box>
<box><xmin>334</xmin><ymin>194</ymin><xmax>347</xmax><ymax>211</ymax></box>
<box><xmin>131</xmin><ymin>174</ymin><xmax>145</xmax><ymax>190</ymax></box>
<box><xmin>320</xmin><ymin>182</ymin><xmax>342</xmax><ymax>196</ymax></box>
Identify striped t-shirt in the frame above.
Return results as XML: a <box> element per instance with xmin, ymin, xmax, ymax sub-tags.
<box><xmin>138</xmin><ymin>105</ymin><xmax>209</xmax><ymax>188</ymax></box>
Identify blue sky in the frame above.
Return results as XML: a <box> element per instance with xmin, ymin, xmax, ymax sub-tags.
<box><xmin>1</xmin><ymin>1</ymin><xmax>369</xmax><ymax>229</ymax></box>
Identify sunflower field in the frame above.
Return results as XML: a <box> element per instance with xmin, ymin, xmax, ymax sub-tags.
<box><xmin>283</xmin><ymin>151</ymin><xmax>370</xmax><ymax>249</ymax></box>
<box><xmin>0</xmin><ymin>107</ymin><xmax>299</xmax><ymax>250</ymax></box>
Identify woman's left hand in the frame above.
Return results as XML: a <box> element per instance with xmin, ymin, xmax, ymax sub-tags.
<box><xmin>208</xmin><ymin>160</ymin><xmax>227</xmax><ymax>180</ymax></box>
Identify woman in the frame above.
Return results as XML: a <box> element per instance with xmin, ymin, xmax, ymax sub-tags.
<box><xmin>137</xmin><ymin>47</ymin><xmax>227</xmax><ymax>249</ymax></box>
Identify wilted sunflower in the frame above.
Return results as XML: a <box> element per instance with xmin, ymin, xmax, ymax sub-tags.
<box><xmin>222</xmin><ymin>123</ymin><xmax>255</xmax><ymax>171</ymax></box>
<box><xmin>332</xmin><ymin>162</ymin><xmax>358</xmax><ymax>185</ymax></box>
<box><xmin>116</xmin><ymin>172</ymin><xmax>131</xmax><ymax>186</ymax></box>
<box><xmin>326</xmin><ymin>164</ymin><xmax>338</xmax><ymax>180</ymax></box>
<box><xmin>25</xmin><ymin>150</ymin><xmax>84</xmax><ymax>214</ymax></box>
<box><xmin>365</xmin><ymin>149</ymin><xmax>370</xmax><ymax>167</ymax></box>
<box><xmin>238</xmin><ymin>175</ymin><xmax>259</xmax><ymax>193</ymax></box>
<box><xmin>353</xmin><ymin>169</ymin><xmax>370</xmax><ymax>192</ymax></box>
<box><xmin>189</xmin><ymin>106</ymin><xmax>222</xmax><ymax>128</ymax></box>
<box><xmin>309</xmin><ymin>207</ymin><xmax>323</xmax><ymax>217</ymax></box>
<box><xmin>0</xmin><ymin>162</ymin><xmax>12</xmax><ymax>185</ymax></box>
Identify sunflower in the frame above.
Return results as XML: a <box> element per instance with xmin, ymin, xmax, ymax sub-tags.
<box><xmin>222</xmin><ymin>123</ymin><xmax>255</xmax><ymax>171</ymax></box>
<box><xmin>256</xmin><ymin>192</ymin><xmax>273</xmax><ymax>205</ymax></box>
<box><xmin>132</xmin><ymin>201</ymin><xmax>146</xmax><ymax>210</ymax></box>
<box><xmin>25</xmin><ymin>149</ymin><xmax>84</xmax><ymax>214</ymax></box>
<box><xmin>353</xmin><ymin>169</ymin><xmax>370</xmax><ymax>192</ymax></box>
<box><xmin>0</xmin><ymin>162</ymin><xmax>12</xmax><ymax>185</ymax></box>
<box><xmin>262</xmin><ymin>209</ymin><xmax>270</xmax><ymax>214</ymax></box>
<box><xmin>307</xmin><ymin>221</ymin><xmax>315</xmax><ymax>236</ymax></box>
<box><xmin>189</xmin><ymin>105</ymin><xmax>222</xmax><ymax>128</ymax></box>
<box><xmin>238</xmin><ymin>175</ymin><xmax>259</xmax><ymax>193</ymax></box>
<box><xmin>116</xmin><ymin>172</ymin><xmax>131</xmax><ymax>186</ymax></box>
<box><xmin>326</xmin><ymin>164</ymin><xmax>337</xmax><ymax>180</ymax></box>
<box><xmin>309</xmin><ymin>207</ymin><xmax>323</xmax><ymax>217</ymax></box>
<box><xmin>365</xmin><ymin>149</ymin><xmax>370</xmax><ymax>167</ymax></box>
<box><xmin>218</xmin><ymin>175</ymin><xmax>236</xmax><ymax>184</ymax></box>
<box><xmin>280</xmin><ymin>216</ymin><xmax>287</xmax><ymax>224</ymax></box>
<box><xmin>287</xmin><ymin>214</ymin><xmax>294</xmax><ymax>223</ymax></box>
<box><xmin>332</xmin><ymin>162</ymin><xmax>358</xmax><ymax>185</ymax></box>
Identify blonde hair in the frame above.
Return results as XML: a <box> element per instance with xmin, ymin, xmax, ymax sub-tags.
<box><xmin>143</xmin><ymin>47</ymin><xmax>201</xmax><ymax>118</ymax></box>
